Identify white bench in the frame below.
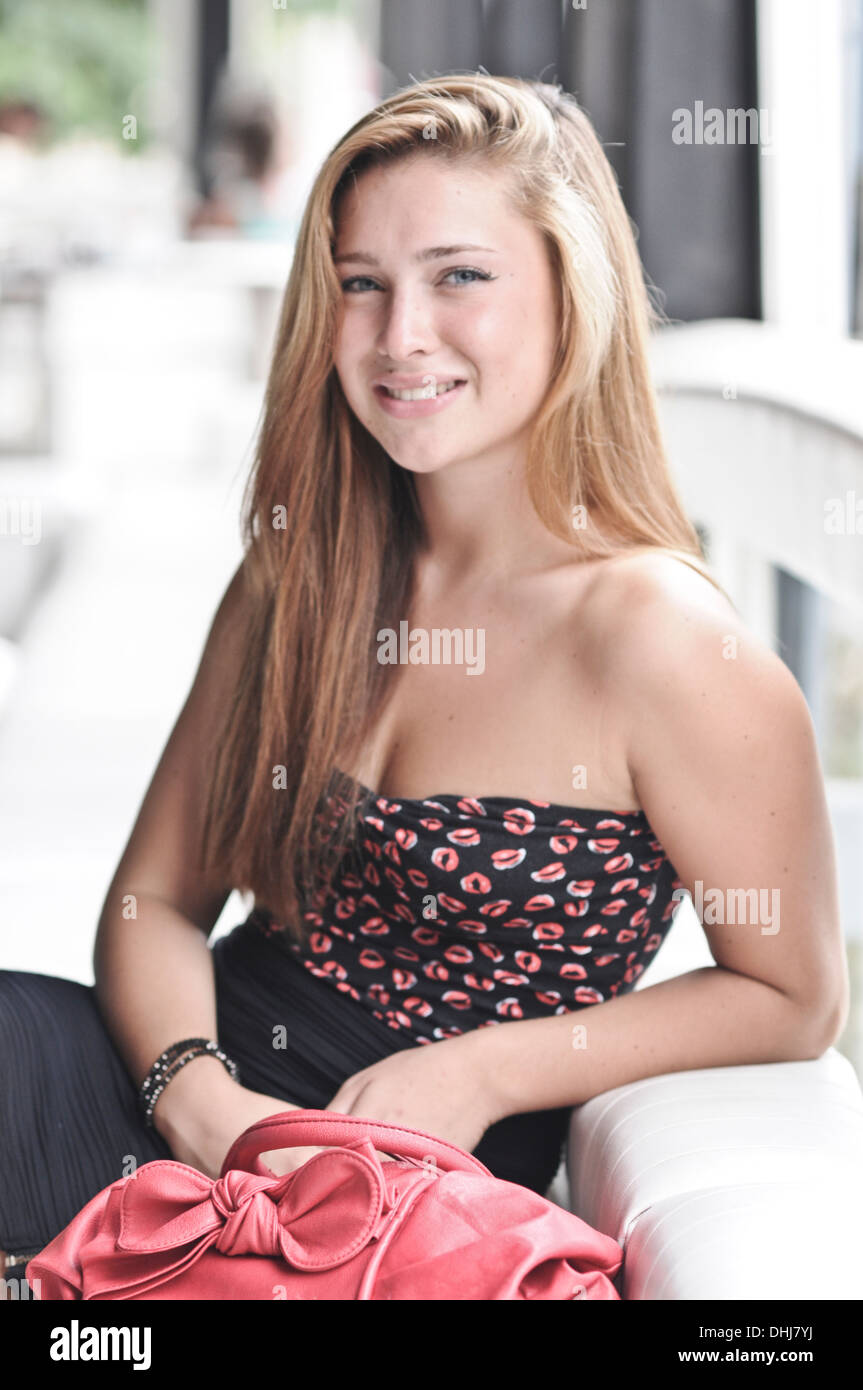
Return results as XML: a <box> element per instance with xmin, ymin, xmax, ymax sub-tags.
<box><xmin>559</xmin><ymin>1046</ymin><xmax>863</xmax><ymax>1299</ymax></box>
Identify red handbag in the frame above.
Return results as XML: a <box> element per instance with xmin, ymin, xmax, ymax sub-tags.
<box><xmin>26</xmin><ymin>1109</ymin><xmax>622</xmax><ymax>1300</ymax></box>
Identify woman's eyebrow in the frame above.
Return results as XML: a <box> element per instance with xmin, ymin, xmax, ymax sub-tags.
<box><xmin>333</xmin><ymin>244</ymin><xmax>499</xmax><ymax>266</ymax></box>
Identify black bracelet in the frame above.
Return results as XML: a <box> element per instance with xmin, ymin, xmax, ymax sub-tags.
<box><xmin>139</xmin><ymin>1039</ymin><xmax>240</xmax><ymax>1128</ymax></box>
<box><xmin>138</xmin><ymin>1037</ymin><xmax>214</xmax><ymax>1101</ymax></box>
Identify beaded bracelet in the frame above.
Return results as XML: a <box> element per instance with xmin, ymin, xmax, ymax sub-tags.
<box><xmin>139</xmin><ymin>1038</ymin><xmax>240</xmax><ymax>1128</ymax></box>
<box><xmin>140</xmin><ymin>1040</ymin><xmax>240</xmax><ymax>1127</ymax></box>
<box><xmin>139</xmin><ymin>1038</ymin><xmax>238</xmax><ymax>1101</ymax></box>
<box><xmin>138</xmin><ymin>1037</ymin><xmax>213</xmax><ymax>1101</ymax></box>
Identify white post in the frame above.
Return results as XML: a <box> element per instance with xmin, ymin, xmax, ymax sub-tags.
<box><xmin>757</xmin><ymin>0</ymin><xmax>850</xmax><ymax>334</ymax></box>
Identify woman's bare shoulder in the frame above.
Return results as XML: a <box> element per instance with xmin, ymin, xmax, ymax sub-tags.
<box><xmin>570</xmin><ymin>547</ymin><xmax>736</xmax><ymax>672</ymax></box>
<box><xmin>585</xmin><ymin>548</ymin><xmax>738</xmax><ymax>627</ymax></box>
<box><xmin>582</xmin><ymin>547</ymin><xmax>807</xmax><ymax>743</ymax></box>
<box><xmin>576</xmin><ymin>546</ymin><xmax>801</xmax><ymax>716</ymax></box>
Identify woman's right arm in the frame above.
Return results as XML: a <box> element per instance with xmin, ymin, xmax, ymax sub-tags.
<box><xmin>92</xmin><ymin>560</ymin><xmax>315</xmax><ymax>1177</ymax></box>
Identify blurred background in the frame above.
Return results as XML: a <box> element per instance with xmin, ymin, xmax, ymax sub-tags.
<box><xmin>1</xmin><ymin>0</ymin><xmax>862</xmax><ymax>1078</ymax></box>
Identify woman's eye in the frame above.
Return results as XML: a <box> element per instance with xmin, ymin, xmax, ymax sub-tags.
<box><xmin>442</xmin><ymin>266</ymin><xmax>493</xmax><ymax>286</ymax></box>
<box><xmin>341</xmin><ymin>276</ymin><xmax>379</xmax><ymax>293</ymax></box>
<box><xmin>340</xmin><ymin>267</ymin><xmax>494</xmax><ymax>293</ymax></box>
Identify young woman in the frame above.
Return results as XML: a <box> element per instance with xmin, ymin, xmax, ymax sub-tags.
<box><xmin>0</xmin><ymin>74</ymin><xmax>847</xmax><ymax>1293</ymax></box>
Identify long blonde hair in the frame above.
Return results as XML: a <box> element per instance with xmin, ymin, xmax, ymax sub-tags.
<box><xmin>200</xmin><ymin>73</ymin><xmax>727</xmax><ymax>942</ymax></box>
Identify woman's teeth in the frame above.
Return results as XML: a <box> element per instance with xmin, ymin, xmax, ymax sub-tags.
<box><xmin>382</xmin><ymin>380</ymin><xmax>461</xmax><ymax>401</ymax></box>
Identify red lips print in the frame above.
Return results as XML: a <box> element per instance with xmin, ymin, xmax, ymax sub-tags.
<box><xmin>404</xmin><ymin>996</ymin><xmax>433</xmax><ymax>1016</ymax></box>
<box><xmin>611</xmin><ymin>877</ymin><xmax>639</xmax><ymax>894</ymax></box>
<box><xmin>531</xmin><ymin>862</ymin><xmax>567</xmax><ymax>883</ymax></box>
<box><xmin>559</xmin><ymin>962</ymin><xmax>588</xmax><ymax>980</ymax></box>
<box><xmin>563</xmin><ymin>901</ymin><xmax>589</xmax><ymax>918</ymax></box>
<box><xmin>550</xmin><ymin>834</ymin><xmax>580</xmax><ymax>854</ymax></box>
<box><xmin>503</xmin><ymin>808</ymin><xmax>536</xmax><ymax>835</ymax></box>
<box><xmin>444</xmin><ymin>943</ymin><xmax>473</xmax><ymax>964</ymax></box>
<box><xmin>438</xmin><ymin>893</ymin><xmax>466</xmax><ymax>914</ymax></box>
<box><xmin>493</xmin><ymin>969</ymin><xmax>530</xmax><ymax>987</ymax></box>
<box><xmin>448</xmin><ymin>827</ymin><xmax>481</xmax><ymax>847</ymax></box>
<box><xmin>496</xmin><ymin>998</ymin><xmax>523</xmax><ymax>1018</ymax></box>
<box><xmin>514</xmin><ymin>950</ymin><xmax>541</xmax><ymax>973</ymax></box>
<box><xmin>478</xmin><ymin>941</ymin><xmax>505</xmax><ymax>962</ymax></box>
<box><xmin>464</xmin><ymin>972</ymin><xmax>495</xmax><ymax>992</ymax></box>
<box><xmin>460</xmin><ymin>872</ymin><xmax>492</xmax><ymax>894</ymax></box>
<box><xmin>524</xmin><ymin>894</ymin><xmax>556</xmax><ymax>911</ymax></box>
<box><xmin>442</xmin><ymin>990</ymin><xmax>472</xmax><ymax>1010</ymax></box>
<box><xmin>533</xmin><ymin>922</ymin><xmax>564</xmax><ymax>941</ymax></box>
<box><xmin>491</xmin><ymin>847</ymin><xmax>526</xmax><ymax>869</ymax></box>
<box><xmin>431</xmin><ymin>846</ymin><xmax>459</xmax><ymax>871</ymax></box>
<box><xmin>358</xmin><ymin>948</ymin><xmax>385</xmax><ymax>970</ymax></box>
<box><xmin>478</xmin><ymin>899</ymin><xmax>512</xmax><ymax>916</ymax></box>
<box><xmin>604</xmin><ymin>854</ymin><xmax>634</xmax><ymax>873</ymax></box>
<box><xmin>266</xmin><ymin>779</ymin><xmax>679</xmax><ymax>1044</ymax></box>
<box><xmin>566</xmin><ymin>879</ymin><xmax>595</xmax><ymax>898</ymax></box>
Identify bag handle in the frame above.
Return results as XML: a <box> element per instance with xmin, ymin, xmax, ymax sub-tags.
<box><xmin>220</xmin><ymin>1107</ymin><xmax>494</xmax><ymax>1179</ymax></box>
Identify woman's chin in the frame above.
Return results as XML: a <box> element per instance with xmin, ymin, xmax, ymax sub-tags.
<box><xmin>384</xmin><ymin>449</ymin><xmax>460</xmax><ymax>476</ymax></box>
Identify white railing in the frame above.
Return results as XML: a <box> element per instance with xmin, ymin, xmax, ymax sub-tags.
<box><xmin>648</xmin><ymin>317</ymin><xmax>863</xmax><ymax>955</ymax></box>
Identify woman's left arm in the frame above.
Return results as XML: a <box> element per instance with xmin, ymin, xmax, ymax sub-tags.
<box><xmin>472</xmin><ymin>559</ymin><xmax>851</xmax><ymax>1122</ymax></box>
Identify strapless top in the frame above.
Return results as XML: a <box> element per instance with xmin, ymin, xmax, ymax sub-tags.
<box><xmin>246</xmin><ymin>777</ymin><xmax>684</xmax><ymax>1044</ymax></box>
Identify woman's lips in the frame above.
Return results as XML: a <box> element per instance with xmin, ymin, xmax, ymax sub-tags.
<box><xmin>373</xmin><ymin>379</ymin><xmax>468</xmax><ymax>418</ymax></box>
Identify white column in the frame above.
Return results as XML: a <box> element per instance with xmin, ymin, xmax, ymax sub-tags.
<box><xmin>757</xmin><ymin>0</ymin><xmax>850</xmax><ymax>334</ymax></box>
<box><xmin>147</xmin><ymin>0</ymin><xmax>200</xmax><ymax>174</ymax></box>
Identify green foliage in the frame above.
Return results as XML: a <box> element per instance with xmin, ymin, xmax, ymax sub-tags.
<box><xmin>0</xmin><ymin>0</ymin><xmax>152</xmax><ymax>151</ymax></box>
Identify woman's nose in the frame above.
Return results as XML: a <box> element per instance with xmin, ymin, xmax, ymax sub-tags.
<box><xmin>376</xmin><ymin>285</ymin><xmax>438</xmax><ymax>361</ymax></box>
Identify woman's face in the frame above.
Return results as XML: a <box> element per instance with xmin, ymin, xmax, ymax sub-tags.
<box><xmin>331</xmin><ymin>154</ymin><xmax>559</xmax><ymax>478</ymax></box>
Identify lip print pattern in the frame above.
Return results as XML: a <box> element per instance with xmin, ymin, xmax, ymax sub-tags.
<box><xmin>247</xmin><ymin>784</ymin><xmax>684</xmax><ymax>1043</ymax></box>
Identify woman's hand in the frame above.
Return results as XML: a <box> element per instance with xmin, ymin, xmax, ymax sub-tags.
<box><xmin>158</xmin><ymin>1081</ymin><xmax>325</xmax><ymax>1179</ymax></box>
<box><xmin>154</xmin><ymin>1032</ymin><xmax>505</xmax><ymax>1182</ymax></box>
<box><xmin>325</xmin><ymin>1031</ymin><xmax>503</xmax><ymax>1157</ymax></box>
<box><xmin>153</xmin><ymin>1059</ymin><xmax>395</xmax><ymax>1178</ymax></box>
<box><xmin>150</xmin><ymin>1057</ymin><xmax>321</xmax><ymax>1177</ymax></box>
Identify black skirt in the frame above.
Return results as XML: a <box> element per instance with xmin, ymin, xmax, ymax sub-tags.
<box><xmin>0</xmin><ymin>916</ymin><xmax>571</xmax><ymax>1291</ymax></box>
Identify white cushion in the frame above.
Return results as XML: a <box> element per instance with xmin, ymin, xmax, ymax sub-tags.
<box><xmin>567</xmin><ymin>1048</ymin><xmax>863</xmax><ymax>1299</ymax></box>
<box><xmin>622</xmin><ymin>1182</ymin><xmax>863</xmax><ymax>1300</ymax></box>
